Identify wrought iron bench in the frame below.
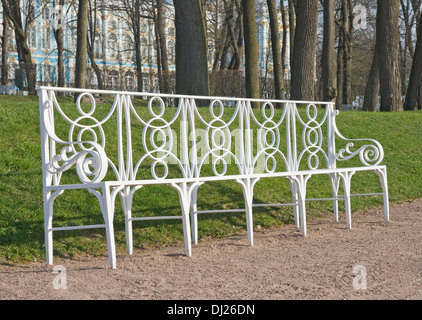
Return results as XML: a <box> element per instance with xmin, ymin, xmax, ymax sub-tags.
<box><xmin>38</xmin><ymin>87</ymin><xmax>389</xmax><ymax>269</ymax></box>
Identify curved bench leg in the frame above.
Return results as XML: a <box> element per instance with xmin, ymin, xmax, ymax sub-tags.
<box><xmin>338</xmin><ymin>171</ymin><xmax>355</xmax><ymax>230</ymax></box>
<box><xmin>190</xmin><ymin>183</ymin><xmax>203</xmax><ymax>245</ymax></box>
<box><xmin>120</xmin><ymin>186</ymin><xmax>143</xmax><ymax>256</ymax></box>
<box><xmin>44</xmin><ymin>190</ymin><xmax>64</xmax><ymax>266</ymax></box>
<box><xmin>100</xmin><ymin>186</ymin><xmax>117</xmax><ymax>269</ymax></box>
<box><xmin>288</xmin><ymin>180</ymin><xmax>300</xmax><ymax>228</ymax></box>
<box><xmin>171</xmin><ymin>182</ymin><xmax>197</xmax><ymax>257</ymax></box>
<box><xmin>374</xmin><ymin>167</ymin><xmax>390</xmax><ymax>222</ymax></box>
<box><xmin>237</xmin><ymin>177</ymin><xmax>260</xmax><ymax>246</ymax></box>
<box><xmin>288</xmin><ymin>175</ymin><xmax>311</xmax><ymax>236</ymax></box>
<box><xmin>329</xmin><ymin>173</ymin><xmax>341</xmax><ymax>222</ymax></box>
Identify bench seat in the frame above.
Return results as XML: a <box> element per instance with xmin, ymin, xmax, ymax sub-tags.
<box><xmin>38</xmin><ymin>87</ymin><xmax>389</xmax><ymax>269</ymax></box>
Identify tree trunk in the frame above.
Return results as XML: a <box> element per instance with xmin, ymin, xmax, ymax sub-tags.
<box><xmin>376</xmin><ymin>0</ymin><xmax>403</xmax><ymax>111</ymax></box>
<box><xmin>322</xmin><ymin>0</ymin><xmax>337</xmax><ymax>103</ymax></box>
<box><xmin>174</xmin><ymin>0</ymin><xmax>209</xmax><ymax>97</ymax></box>
<box><xmin>280</xmin><ymin>1</ymin><xmax>288</xmax><ymax>84</ymax></box>
<box><xmin>156</xmin><ymin>0</ymin><xmax>170</xmax><ymax>93</ymax></box>
<box><xmin>212</xmin><ymin>22</ymin><xmax>228</xmax><ymax>71</ymax></box>
<box><xmin>267</xmin><ymin>0</ymin><xmax>285</xmax><ymax>102</ymax></box>
<box><xmin>288</xmin><ymin>0</ymin><xmax>296</xmax><ymax>79</ymax></box>
<box><xmin>1</xmin><ymin>12</ymin><xmax>9</xmax><ymax>86</ymax></box>
<box><xmin>75</xmin><ymin>0</ymin><xmax>89</xmax><ymax>95</ymax></box>
<box><xmin>2</xmin><ymin>0</ymin><xmax>37</xmax><ymax>94</ymax></box>
<box><xmin>242</xmin><ymin>0</ymin><xmax>260</xmax><ymax>105</ymax></box>
<box><xmin>134</xmin><ymin>2</ymin><xmax>144</xmax><ymax>93</ymax></box>
<box><xmin>363</xmin><ymin>49</ymin><xmax>380</xmax><ymax>111</ymax></box>
<box><xmin>404</xmin><ymin>4</ymin><xmax>422</xmax><ymax>110</ymax></box>
<box><xmin>87</xmin><ymin>0</ymin><xmax>103</xmax><ymax>90</ymax></box>
<box><xmin>336</xmin><ymin>26</ymin><xmax>344</xmax><ymax>108</ymax></box>
<box><xmin>290</xmin><ymin>0</ymin><xmax>319</xmax><ymax>101</ymax></box>
<box><xmin>342</xmin><ymin>0</ymin><xmax>353</xmax><ymax>106</ymax></box>
<box><xmin>53</xmin><ymin>0</ymin><xmax>66</xmax><ymax>91</ymax></box>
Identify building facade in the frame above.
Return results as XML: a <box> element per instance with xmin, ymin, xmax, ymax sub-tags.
<box><xmin>0</xmin><ymin>0</ymin><xmax>290</xmax><ymax>94</ymax></box>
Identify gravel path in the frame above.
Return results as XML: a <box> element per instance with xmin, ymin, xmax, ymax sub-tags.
<box><xmin>1</xmin><ymin>199</ymin><xmax>422</xmax><ymax>300</ymax></box>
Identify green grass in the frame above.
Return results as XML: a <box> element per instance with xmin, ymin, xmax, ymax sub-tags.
<box><xmin>0</xmin><ymin>94</ymin><xmax>421</xmax><ymax>264</ymax></box>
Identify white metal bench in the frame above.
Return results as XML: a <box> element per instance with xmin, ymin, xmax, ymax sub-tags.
<box><xmin>38</xmin><ymin>87</ymin><xmax>389</xmax><ymax>269</ymax></box>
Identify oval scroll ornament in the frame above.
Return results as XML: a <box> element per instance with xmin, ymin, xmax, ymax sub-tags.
<box><xmin>336</xmin><ymin>142</ymin><xmax>383</xmax><ymax>167</ymax></box>
<box><xmin>47</xmin><ymin>142</ymin><xmax>109</xmax><ymax>184</ymax></box>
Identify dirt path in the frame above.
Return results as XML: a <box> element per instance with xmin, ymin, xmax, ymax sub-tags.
<box><xmin>1</xmin><ymin>199</ymin><xmax>422</xmax><ymax>300</ymax></box>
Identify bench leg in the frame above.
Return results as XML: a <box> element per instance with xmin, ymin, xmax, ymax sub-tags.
<box><xmin>120</xmin><ymin>186</ymin><xmax>142</xmax><ymax>256</ymax></box>
<box><xmin>237</xmin><ymin>178</ymin><xmax>260</xmax><ymax>246</ymax></box>
<box><xmin>288</xmin><ymin>180</ymin><xmax>300</xmax><ymax>228</ymax></box>
<box><xmin>288</xmin><ymin>175</ymin><xmax>310</xmax><ymax>236</ymax></box>
<box><xmin>329</xmin><ymin>173</ymin><xmax>341</xmax><ymax>222</ymax></box>
<box><xmin>339</xmin><ymin>171</ymin><xmax>355</xmax><ymax>230</ymax></box>
<box><xmin>375</xmin><ymin>167</ymin><xmax>390</xmax><ymax>222</ymax></box>
<box><xmin>44</xmin><ymin>190</ymin><xmax>63</xmax><ymax>266</ymax></box>
<box><xmin>190</xmin><ymin>184</ymin><xmax>201</xmax><ymax>245</ymax></box>
<box><xmin>120</xmin><ymin>187</ymin><xmax>133</xmax><ymax>255</ymax></box>
<box><xmin>171</xmin><ymin>182</ymin><xmax>194</xmax><ymax>257</ymax></box>
<box><xmin>100</xmin><ymin>186</ymin><xmax>117</xmax><ymax>269</ymax></box>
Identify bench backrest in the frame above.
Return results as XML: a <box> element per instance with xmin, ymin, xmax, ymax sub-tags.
<box><xmin>38</xmin><ymin>87</ymin><xmax>384</xmax><ymax>187</ymax></box>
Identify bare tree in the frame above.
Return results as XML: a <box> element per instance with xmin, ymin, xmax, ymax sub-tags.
<box><xmin>87</xmin><ymin>0</ymin><xmax>104</xmax><ymax>90</ymax></box>
<box><xmin>152</xmin><ymin>0</ymin><xmax>170</xmax><ymax>93</ymax></box>
<box><xmin>267</xmin><ymin>0</ymin><xmax>285</xmax><ymax>102</ymax></box>
<box><xmin>322</xmin><ymin>0</ymin><xmax>337</xmax><ymax>103</ymax></box>
<box><xmin>116</xmin><ymin>0</ymin><xmax>154</xmax><ymax>92</ymax></box>
<box><xmin>1</xmin><ymin>10</ymin><xmax>9</xmax><ymax>85</ymax></box>
<box><xmin>376</xmin><ymin>0</ymin><xmax>403</xmax><ymax>111</ymax></box>
<box><xmin>1</xmin><ymin>0</ymin><xmax>42</xmax><ymax>95</ymax></box>
<box><xmin>290</xmin><ymin>0</ymin><xmax>319</xmax><ymax>101</ymax></box>
<box><xmin>52</xmin><ymin>0</ymin><xmax>68</xmax><ymax>90</ymax></box>
<box><xmin>404</xmin><ymin>3</ymin><xmax>422</xmax><ymax>110</ymax></box>
<box><xmin>363</xmin><ymin>48</ymin><xmax>380</xmax><ymax>111</ymax></box>
<box><xmin>242</xmin><ymin>0</ymin><xmax>260</xmax><ymax>104</ymax></box>
<box><xmin>173</xmin><ymin>0</ymin><xmax>209</xmax><ymax>97</ymax></box>
<box><xmin>75</xmin><ymin>0</ymin><xmax>89</xmax><ymax>94</ymax></box>
<box><xmin>341</xmin><ymin>0</ymin><xmax>353</xmax><ymax>106</ymax></box>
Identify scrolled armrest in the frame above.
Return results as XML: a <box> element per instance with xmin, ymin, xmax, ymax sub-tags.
<box><xmin>47</xmin><ymin>141</ymin><xmax>108</xmax><ymax>184</ymax></box>
<box><xmin>336</xmin><ymin>139</ymin><xmax>384</xmax><ymax>166</ymax></box>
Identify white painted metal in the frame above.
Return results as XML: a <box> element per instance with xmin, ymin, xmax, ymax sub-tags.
<box><xmin>38</xmin><ymin>86</ymin><xmax>389</xmax><ymax>268</ymax></box>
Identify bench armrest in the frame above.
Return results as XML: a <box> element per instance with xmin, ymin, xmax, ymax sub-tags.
<box><xmin>46</xmin><ymin>142</ymin><xmax>108</xmax><ymax>184</ymax></box>
<box><xmin>333</xmin><ymin>112</ymin><xmax>384</xmax><ymax>167</ymax></box>
<box><xmin>41</xmin><ymin>95</ymin><xmax>109</xmax><ymax>185</ymax></box>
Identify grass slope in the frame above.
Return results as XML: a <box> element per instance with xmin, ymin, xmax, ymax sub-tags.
<box><xmin>0</xmin><ymin>95</ymin><xmax>421</xmax><ymax>264</ymax></box>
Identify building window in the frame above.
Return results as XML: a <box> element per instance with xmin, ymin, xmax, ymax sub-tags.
<box><xmin>8</xmin><ymin>29</ymin><xmax>16</xmax><ymax>51</ymax></box>
<box><xmin>123</xmin><ymin>35</ymin><xmax>133</xmax><ymax>56</ymax></box>
<box><xmin>41</xmin><ymin>27</ymin><xmax>52</xmax><ymax>49</ymax></box>
<box><xmin>107</xmin><ymin>33</ymin><xmax>117</xmax><ymax>57</ymax></box>
<box><xmin>70</xmin><ymin>27</ymin><xmax>77</xmax><ymax>48</ymax></box>
<box><xmin>168</xmin><ymin>40</ymin><xmax>175</xmax><ymax>63</ymax></box>
<box><xmin>140</xmin><ymin>23</ymin><xmax>148</xmax><ymax>34</ymax></box>
<box><xmin>42</xmin><ymin>64</ymin><xmax>52</xmax><ymax>83</ymax></box>
<box><xmin>167</xmin><ymin>27</ymin><xmax>175</xmax><ymax>38</ymax></box>
<box><xmin>94</xmin><ymin>32</ymin><xmax>102</xmax><ymax>58</ymax></box>
<box><xmin>28</xmin><ymin>26</ymin><xmax>37</xmax><ymax>48</ymax></box>
<box><xmin>108</xmin><ymin>70</ymin><xmax>119</xmax><ymax>89</ymax></box>
<box><xmin>109</xmin><ymin>20</ymin><xmax>117</xmax><ymax>31</ymax></box>
<box><xmin>141</xmin><ymin>37</ymin><xmax>148</xmax><ymax>60</ymax></box>
<box><xmin>42</xmin><ymin>7</ymin><xmax>51</xmax><ymax>21</ymax></box>
<box><xmin>125</xmin><ymin>71</ymin><xmax>135</xmax><ymax>91</ymax></box>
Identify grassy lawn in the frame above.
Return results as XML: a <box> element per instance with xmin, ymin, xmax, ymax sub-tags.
<box><xmin>0</xmin><ymin>94</ymin><xmax>421</xmax><ymax>264</ymax></box>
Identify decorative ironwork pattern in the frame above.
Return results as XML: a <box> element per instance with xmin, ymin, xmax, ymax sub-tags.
<box><xmin>38</xmin><ymin>87</ymin><xmax>390</xmax><ymax>270</ymax></box>
<box><xmin>40</xmin><ymin>89</ymin><xmax>386</xmax><ymax>186</ymax></box>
